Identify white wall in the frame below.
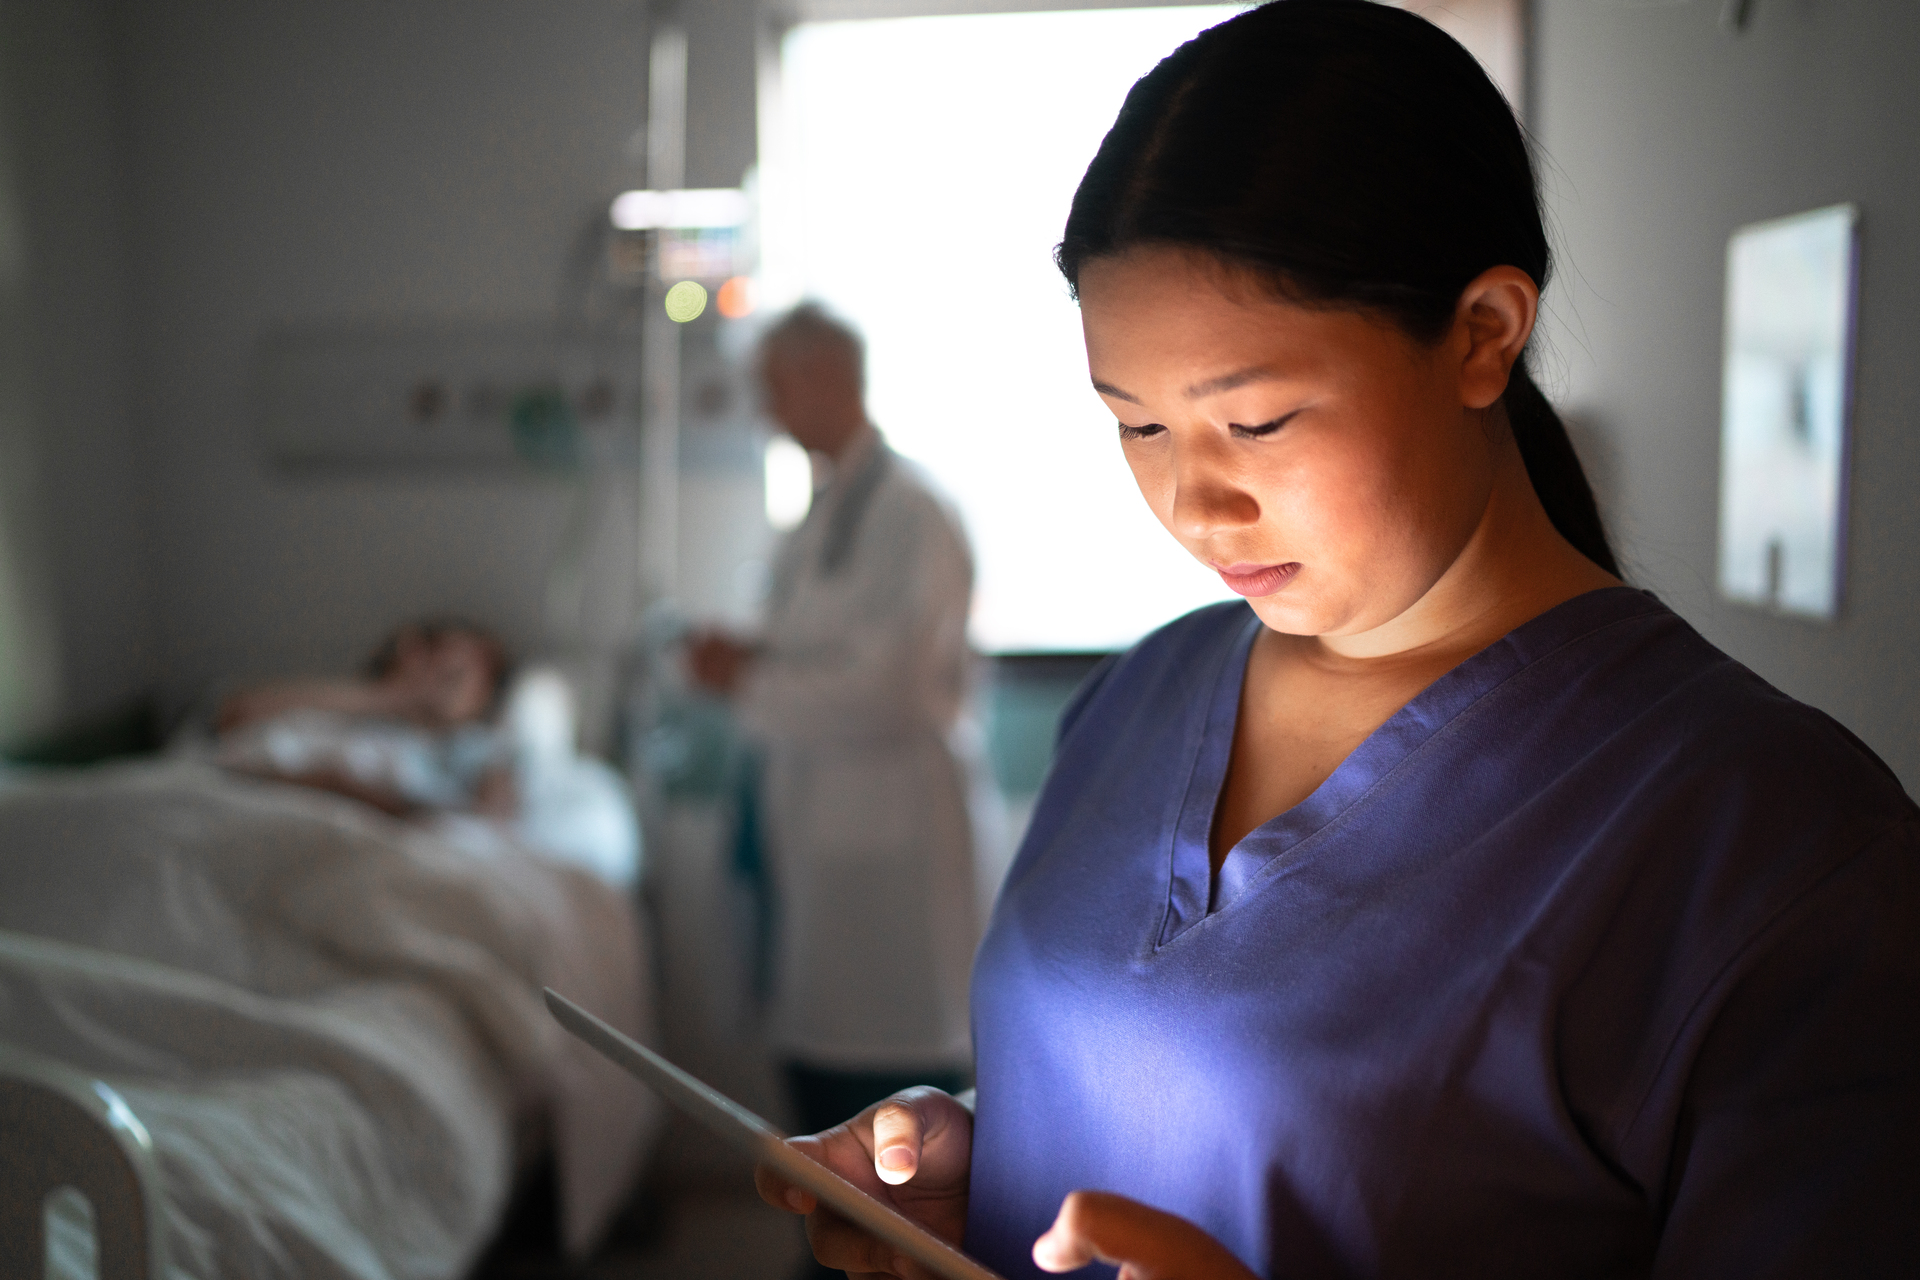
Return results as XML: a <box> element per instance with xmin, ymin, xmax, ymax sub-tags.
<box><xmin>1534</xmin><ymin>0</ymin><xmax>1920</xmax><ymax>790</ymax></box>
<box><xmin>112</xmin><ymin>0</ymin><xmax>764</xmax><ymax>710</ymax></box>
<box><xmin>0</xmin><ymin>0</ymin><xmax>154</xmax><ymax>735</ymax></box>
<box><xmin>0</xmin><ymin>54</ymin><xmax>62</xmax><ymax>742</ymax></box>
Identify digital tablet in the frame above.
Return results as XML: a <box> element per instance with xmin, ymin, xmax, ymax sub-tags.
<box><xmin>543</xmin><ymin>988</ymin><xmax>1006</xmax><ymax>1280</ymax></box>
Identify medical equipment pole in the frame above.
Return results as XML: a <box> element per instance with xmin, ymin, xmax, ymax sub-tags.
<box><xmin>639</xmin><ymin>15</ymin><xmax>687</xmax><ymax>608</ymax></box>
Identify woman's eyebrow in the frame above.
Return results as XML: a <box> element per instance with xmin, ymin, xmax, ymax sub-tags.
<box><xmin>1093</xmin><ymin>366</ymin><xmax>1282</xmax><ymax>406</ymax></box>
<box><xmin>1090</xmin><ymin>364</ymin><xmax>1282</xmax><ymax>404</ymax></box>
<box><xmin>1183</xmin><ymin>365</ymin><xmax>1278</xmax><ymax>399</ymax></box>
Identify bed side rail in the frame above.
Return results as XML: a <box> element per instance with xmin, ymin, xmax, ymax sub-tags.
<box><xmin>0</xmin><ymin>1043</ymin><xmax>169</xmax><ymax>1280</ymax></box>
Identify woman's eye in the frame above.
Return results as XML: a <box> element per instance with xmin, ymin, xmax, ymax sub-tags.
<box><xmin>1228</xmin><ymin>412</ymin><xmax>1298</xmax><ymax>439</ymax></box>
<box><xmin>1117</xmin><ymin>421</ymin><xmax>1165</xmax><ymax>442</ymax></box>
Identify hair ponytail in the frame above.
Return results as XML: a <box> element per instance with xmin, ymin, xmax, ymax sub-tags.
<box><xmin>1503</xmin><ymin>363</ymin><xmax>1619</xmax><ymax>577</ymax></box>
<box><xmin>1057</xmin><ymin>0</ymin><xmax>1618</xmax><ymax>576</ymax></box>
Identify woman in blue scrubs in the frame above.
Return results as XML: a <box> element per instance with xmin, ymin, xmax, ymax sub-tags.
<box><xmin>758</xmin><ymin>3</ymin><xmax>1920</xmax><ymax>1276</ymax></box>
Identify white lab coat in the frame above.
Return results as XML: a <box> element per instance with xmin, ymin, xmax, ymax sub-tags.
<box><xmin>738</xmin><ymin>428</ymin><xmax>995</xmax><ymax>1070</ymax></box>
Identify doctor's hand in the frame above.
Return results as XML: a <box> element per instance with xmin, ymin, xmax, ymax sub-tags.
<box><xmin>1032</xmin><ymin>1191</ymin><xmax>1261</xmax><ymax>1280</ymax></box>
<box><xmin>755</xmin><ymin>1086</ymin><xmax>974</xmax><ymax>1279</ymax></box>
<box><xmin>686</xmin><ymin>630</ymin><xmax>758</xmax><ymax>696</ymax></box>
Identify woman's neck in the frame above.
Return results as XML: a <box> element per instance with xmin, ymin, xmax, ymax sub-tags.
<box><xmin>1309</xmin><ymin>444</ymin><xmax>1618</xmax><ymax>673</ymax></box>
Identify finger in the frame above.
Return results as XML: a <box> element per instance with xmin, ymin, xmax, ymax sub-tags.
<box><xmin>762</xmin><ymin>1126</ymin><xmax>881</xmax><ymax>1216</ymax></box>
<box><xmin>752</xmin><ymin>1162</ymin><xmax>815</xmax><ymax>1216</ymax></box>
<box><xmin>869</xmin><ymin>1094</ymin><xmax>930</xmax><ymax>1185</ymax></box>
<box><xmin>1032</xmin><ymin>1190</ymin><xmax>1253</xmax><ymax>1280</ymax></box>
<box><xmin>1031</xmin><ymin>1192</ymin><xmax>1103</xmax><ymax>1274</ymax></box>
<box><xmin>807</xmin><ymin>1206</ymin><xmax>914</xmax><ymax>1277</ymax></box>
<box><xmin>807</xmin><ymin>1216</ymin><xmax>949</xmax><ymax>1280</ymax></box>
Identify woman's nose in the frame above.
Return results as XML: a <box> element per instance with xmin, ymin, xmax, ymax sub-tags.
<box><xmin>1169</xmin><ymin>439</ymin><xmax>1260</xmax><ymax>539</ymax></box>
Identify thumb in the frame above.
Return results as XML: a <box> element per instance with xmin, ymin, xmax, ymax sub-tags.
<box><xmin>868</xmin><ymin>1093</ymin><xmax>930</xmax><ymax>1185</ymax></box>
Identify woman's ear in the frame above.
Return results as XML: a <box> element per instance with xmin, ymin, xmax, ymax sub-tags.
<box><xmin>1454</xmin><ymin>266</ymin><xmax>1539</xmax><ymax>411</ymax></box>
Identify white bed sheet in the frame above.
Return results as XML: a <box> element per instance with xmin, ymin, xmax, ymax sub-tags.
<box><xmin>0</xmin><ymin>760</ymin><xmax>664</xmax><ymax>1278</ymax></box>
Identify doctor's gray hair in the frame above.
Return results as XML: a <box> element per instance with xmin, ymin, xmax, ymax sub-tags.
<box><xmin>759</xmin><ymin>302</ymin><xmax>866</xmax><ymax>391</ymax></box>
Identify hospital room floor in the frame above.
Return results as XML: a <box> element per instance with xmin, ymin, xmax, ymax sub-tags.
<box><xmin>476</xmin><ymin>1190</ymin><xmax>811</xmax><ymax>1280</ymax></box>
<box><xmin>598</xmin><ymin>1192</ymin><xmax>809</xmax><ymax>1279</ymax></box>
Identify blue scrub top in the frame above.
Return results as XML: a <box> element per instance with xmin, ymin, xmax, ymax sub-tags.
<box><xmin>967</xmin><ymin>588</ymin><xmax>1919</xmax><ymax>1279</ymax></box>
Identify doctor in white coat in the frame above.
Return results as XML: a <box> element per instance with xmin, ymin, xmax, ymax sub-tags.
<box><xmin>689</xmin><ymin>304</ymin><xmax>996</xmax><ymax>1146</ymax></box>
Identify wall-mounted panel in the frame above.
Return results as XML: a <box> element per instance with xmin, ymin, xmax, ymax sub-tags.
<box><xmin>255</xmin><ymin>324</ymin><xmax>643</xmax><ymax>471</ymax></box>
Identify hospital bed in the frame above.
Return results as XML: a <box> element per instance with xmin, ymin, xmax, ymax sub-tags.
<box><xmin>1</xmin><ymin>1043</ymin><xmax>168</xmax><ymax>1279</ymax></box>
<box><xmin>0</xmin><ymin>757</ymin><xmax>665</xmax><ymax>1280</ymax></box>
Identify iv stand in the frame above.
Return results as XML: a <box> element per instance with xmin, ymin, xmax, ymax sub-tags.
<box><xmin>639</xmin><ymin>15</ymin><xmax>688</xmax><ymax>610</ymax></box>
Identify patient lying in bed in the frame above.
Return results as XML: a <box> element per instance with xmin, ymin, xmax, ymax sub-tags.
<box><xmin>197</xmin><ymin>619</ymin><xmax>640</xmax><ymax>886</ymax></box>
<box><xmin>213</xmin><ymin>619</ymin><xmax>514</xmax><ymax>813</ymax></box>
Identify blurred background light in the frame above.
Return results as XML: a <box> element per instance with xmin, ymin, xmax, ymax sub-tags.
<box><xmin>610</xmin><ymin>187</ymin><xmax>751</xmax><ymax>231</ymax></box>
<box><xmin>763</xmin><ymin>436</ymin><xmax>813</xmax><ymax>530</ymax></box>
<box><xmin>716</xmin><ymin>275</ymin><xmax>757</xmax><ymax>319</ymax></box>
<box><xmin>664</xmin><ymin>280</ymin><xmax>708</xmax><ymax>323</ymax></box>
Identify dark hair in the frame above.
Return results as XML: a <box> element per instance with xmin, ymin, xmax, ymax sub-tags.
<box><xmin>1056</xmin><ymin>0</ymin><xmax>1618</xmax><ymax>577</ymax></box>
<box><xmin>366</xmin><ymin>617</ymin><xmax>513</xmax><ymax>707</ymax></box>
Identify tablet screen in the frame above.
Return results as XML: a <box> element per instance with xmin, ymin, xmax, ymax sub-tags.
<box><xmin>543</xmin><ymin>988</ymin><xmax>1007</xmax><ymax>1280</ymax></box>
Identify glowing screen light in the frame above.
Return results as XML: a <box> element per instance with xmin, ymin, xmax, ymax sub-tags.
<box><xmin>764</xmin><ymin>6</ymin><xmax>1243</xmax><ymax>652</ymax></box>
<box><xmin>664</xmin><ymin>280</ymin><xmax>708</xmax><ymax>323</ymax></box>
<box><xmin>764</xmin><ymin>436</ymin><xmax>813</xmax><ymax>530</ymax></box>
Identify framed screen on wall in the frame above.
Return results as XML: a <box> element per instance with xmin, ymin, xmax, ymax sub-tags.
<box><xmin>1716</xmin><ymin>203</ymin><xmax>1859</xmax><ymax>621</ymax></box>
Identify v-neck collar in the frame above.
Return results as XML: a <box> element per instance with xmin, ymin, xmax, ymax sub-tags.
<box><xmin>1156</xmin><ymin>586</ymin><xmax>1663</xmax><ymax>948</ymax></box>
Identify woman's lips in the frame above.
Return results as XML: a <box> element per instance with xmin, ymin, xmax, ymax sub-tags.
<box><xmin>1214</xmin><ymin>561</ymin><xmax>1300</xmax><ymax>597</ymax></box>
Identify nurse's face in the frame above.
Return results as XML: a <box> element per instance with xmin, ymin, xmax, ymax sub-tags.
<box><xmin>1078</xmin><ymin>246</ymin><xmax>1507</xmax><ymax>639</ymax></box>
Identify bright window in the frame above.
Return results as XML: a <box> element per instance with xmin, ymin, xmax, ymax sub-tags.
<box><xmin>762</xmin><ymin>6</ymin><xmax>1246</xmax><ymax>652</ymax></box>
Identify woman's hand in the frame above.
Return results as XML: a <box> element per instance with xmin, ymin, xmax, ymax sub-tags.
<box><xmin>754</xmin><ymin>1086</ymin><xmax>973</xmax><ymax>1279</ymax></box>
<box><xmin>1032</xmin><ymin>1191</ymin><xmax>1260</xmax><ymax>1280</ymax></box>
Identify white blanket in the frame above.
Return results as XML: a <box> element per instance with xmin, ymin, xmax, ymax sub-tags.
<box><xmin>0</xmin><ymin>760</ymin><xmax>663</xmax><ymax>1278</ymax></box>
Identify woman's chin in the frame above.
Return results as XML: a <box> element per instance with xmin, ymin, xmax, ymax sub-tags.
<box><xmin>1244</xmin><ymin>593</ymin><xmax>1327</xmax><ymax>637</ymax></box>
